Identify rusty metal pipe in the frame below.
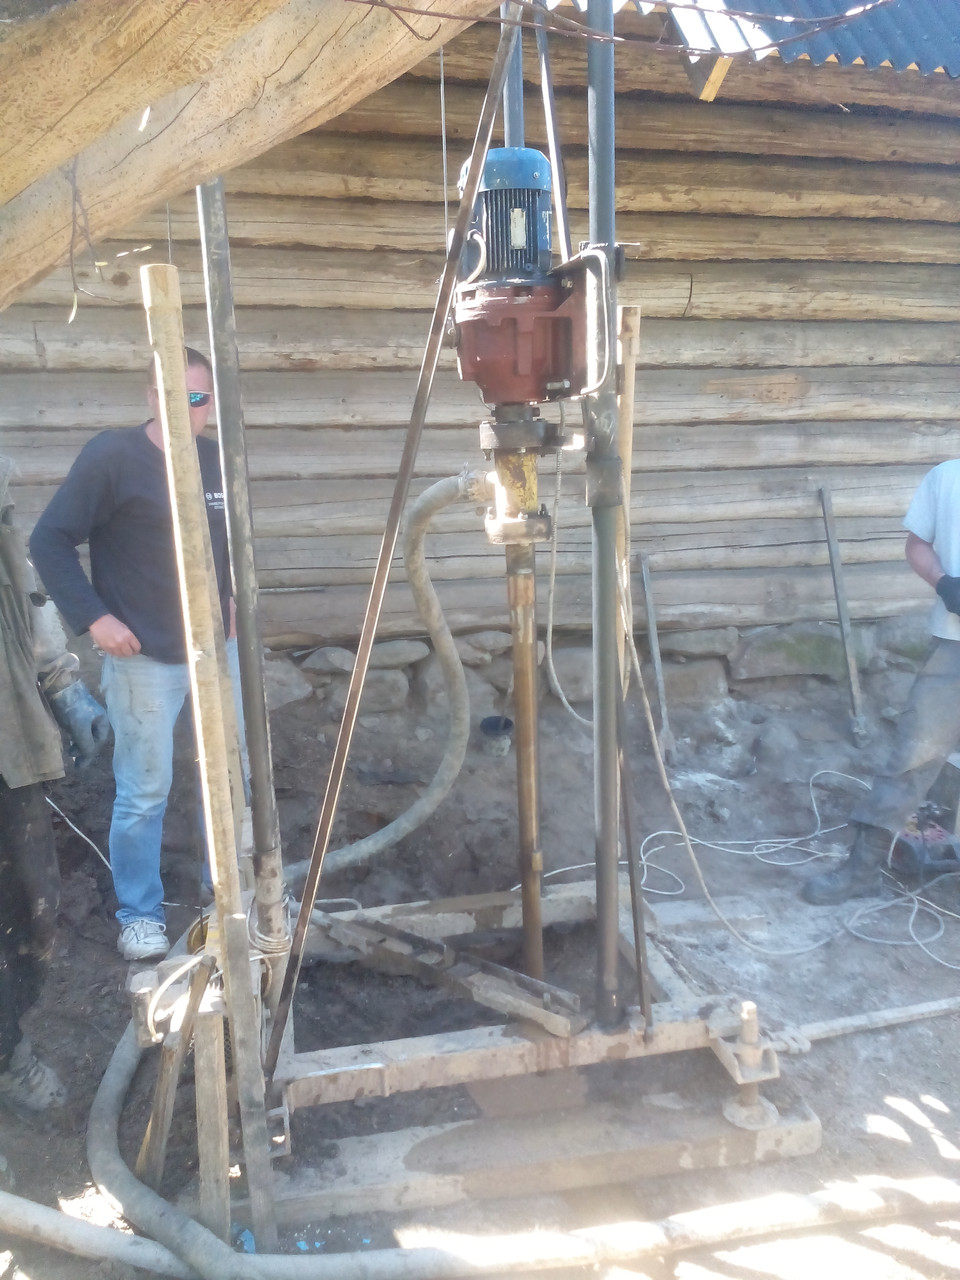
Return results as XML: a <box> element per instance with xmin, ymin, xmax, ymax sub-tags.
<box><xmin>495</xmin><ymin>452</ymin><xmax>544</xmax><ymax>980</ymax></box>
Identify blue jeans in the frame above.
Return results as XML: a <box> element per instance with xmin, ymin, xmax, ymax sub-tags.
<box><xmin>101</xmin><ymin>640</ymin><xmax>247</xmax><ymax>925</ymax></box>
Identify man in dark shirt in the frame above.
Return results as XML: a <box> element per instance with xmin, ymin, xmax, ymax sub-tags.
<box><xmin>30</xmin><ymin>348</ymin><xmax>241</xmax><ymax>961</ymax></box>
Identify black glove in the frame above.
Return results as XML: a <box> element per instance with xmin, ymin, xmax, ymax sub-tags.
<box><xmin>936</xmin><ymin>575</ymin><xmax>960</xmax><ymax>617</ymax></box>
<box><xmin>47</xmin><ymin>681</ymin><xmax>110</xmax><ymax>768</ymax></box>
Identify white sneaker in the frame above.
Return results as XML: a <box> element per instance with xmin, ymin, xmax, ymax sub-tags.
<box><xmin>118</xmin><ymin>919</ymin><xmax>169</xmax><ymax>961</ymax></box>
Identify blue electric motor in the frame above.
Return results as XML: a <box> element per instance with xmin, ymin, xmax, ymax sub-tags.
<box><xmin>459</xmin><ymin>147</ymin><xmax>553</xmax><ymax>283</ymax></box>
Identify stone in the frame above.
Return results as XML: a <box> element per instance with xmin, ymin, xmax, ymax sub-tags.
<box><xmin>755</xmin><ymin>719</ymin><xmax>800</xmax><ymax>760</ymax></box>
<box><xmin>545</xmin><ymin>645</ymin><xmax>593</xmax><ymax>704</ymax></box>
<box><xmin>263</xmin><ymin>655</ymin><xmax>314</xmax><ymax>710</ymax></box>
<box><xmin>326</xmin><ymin>669</ymin><xmax>409</xmax><ymax>715</ymax></box>
<box><xmin>874</xmin><ymin>612</ymin><xmax>931</xmax><ymax>666</ymax></box>
<box><xmin>865</xmin><ymin>667</ymin><xmax>916</xmax><ymax>714</ymax></box>
<box><xmin>660</xmin><ymin>658</ymin><xmax>728</xmax><ymax>707</ymax></box>
<box><xmin>368</xmin><ymin>639</ymin><xmax>430</xmax><ymax>669</ymax></box>
<box><xmin>729</xmin><ymin>621</ymin><xmax>874</xmax><ymax>682</ymax></box>
<box><xmin>659</xmin><ymin>627</ymin><xmax>739</xmax><ymax>659</ymax></box>
<box><xmin>301</xmin><ymin>645</ymin><xmax>355</xmax><ymax>674</ymax></box>
<box><xmin>454</xmin><ymin>630</ymin><xmax>513</xmax><ymax>666</ymax></box>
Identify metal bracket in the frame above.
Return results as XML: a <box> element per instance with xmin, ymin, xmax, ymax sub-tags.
<box><xmin>484</xmin><ymin>508</ymin><xmax>553</xmax><ymax>546</ymax></box>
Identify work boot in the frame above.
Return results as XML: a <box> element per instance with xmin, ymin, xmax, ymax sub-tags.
<box><xmin>801</xmin><ymin>822</ymin><xmax>892</xmax><ymax>905</ymax></box>
<box><xmin>0</xmin><ymin>1039</ymin><xmax>67</xmax><ymax>1112</ymax></box>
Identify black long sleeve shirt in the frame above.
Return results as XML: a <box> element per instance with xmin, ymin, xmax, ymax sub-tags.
<box><xmin>29</xmin><ymin>425</ymin><xmax>231</xmax><ymax>665</ymax></box>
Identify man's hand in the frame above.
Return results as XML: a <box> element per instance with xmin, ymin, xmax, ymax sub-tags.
<box><xmin>89</xmin><ymin>613</ymin><xmax>141</xmax><ymax>657</ymax></box>
<box><xmin>47</xmin><ymin>682</ymin><xmax>110</xmax><ymax>768</ymax></box>
<box><xmin>935</xmin><ymin>575</ymin><xmax>960</xmax><ymax>616</ymax></box>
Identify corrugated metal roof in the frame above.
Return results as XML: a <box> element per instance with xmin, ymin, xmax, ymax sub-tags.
<box><xmin>546</xmin><ymin>0</ymin><xmax>960</xmax><ymax>78</ymax></box>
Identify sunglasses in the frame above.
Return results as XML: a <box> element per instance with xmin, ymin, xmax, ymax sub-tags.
<box><xmin>188</xmin><ymin>391</ymin><xmax>212</xmax><ymax>408</ymax></box>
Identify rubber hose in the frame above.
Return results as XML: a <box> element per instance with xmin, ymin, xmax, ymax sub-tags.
<box><xmin>285</xmin><ymin>470</ymin><xmax>493</xmax><ymax>882</ymax></box>
<box><xmin>0</xmin><ymin>1184</ymin><xmax>193</xmax><ymax>1277</ymax></box>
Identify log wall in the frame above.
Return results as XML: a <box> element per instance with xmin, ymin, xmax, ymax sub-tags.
<box><xmin>5</xmin><ymin>15</ymin><xmax>960</xmax><ymax>644</ymax></box>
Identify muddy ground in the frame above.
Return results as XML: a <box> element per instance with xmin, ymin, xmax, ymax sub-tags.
<box><xmin>3</xmin><ymin>626</ymin><xmax>960</xmax><ymax>1280</ymax></box>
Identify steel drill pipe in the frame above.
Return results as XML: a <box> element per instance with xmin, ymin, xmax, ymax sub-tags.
<box><xmin>586</xmin><ymin>0</ymin><xmax>623</xmax><ymax>1026</ymax></box>
<box><xmin>494</xmin><ymin>449</ymin><xmax>545</xmax><ymax>980</ymax></box>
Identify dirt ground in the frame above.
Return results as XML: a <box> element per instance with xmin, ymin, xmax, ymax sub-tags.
<box><xmin>3</xmin><ymin>629</ymin><xmax>960</xmax><ymax>1279</ymax></box>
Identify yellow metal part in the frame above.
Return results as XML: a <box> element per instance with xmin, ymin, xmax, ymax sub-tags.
<box><xmin>493</xmin><ymin>450</ymin><xmax>538</xmax><ymax>517</ymax></box>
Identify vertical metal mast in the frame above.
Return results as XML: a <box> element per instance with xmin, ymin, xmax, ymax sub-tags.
<box><xmin>501</xmin><ymin>0</ymin><xmax>524</xmax><ymax>147</ymax></box>
<box><xmin>585</xmin><ymin>0</ymin><xmax>623</xmax><ymax>1025</ymax></box>
<box><xmin>496</xmin><ymin>2</ymin><xmax>545</xmax><ymax>980</ymax></box>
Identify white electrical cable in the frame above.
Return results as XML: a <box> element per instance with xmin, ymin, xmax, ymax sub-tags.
<box><xmin>616</xmin><ymin>573</ymin><xmax>849</xmax><ymax>957</ymax></box>
<box><xmin>46</xmin><ymin>795</ymin><xmax>111</xmax><ymax>870</ymax></box>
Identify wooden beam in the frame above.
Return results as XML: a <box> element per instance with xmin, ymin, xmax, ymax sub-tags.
<box><xmin>0</xmin><ymin>0</ymin><xmax>291</xmax><ymax>204</ymax></box>
<box><xmin>142</xmin><ymin>262</ymin><xmax>276</xmax><ymax>1246</ymax></box>
<box><xmin>4</xmin><ymin>368</ymin><xmax>959</xmax><ymax>433</ymax></box>
<box><xmin>252</xmin><ymin>560</ymin><xmax>931</xmax><ymax>645</ymax></box>
<box><xmin>227</xmin><ymin>135</ymin><xmax>960</xmax><ymax>224</ymax></box>
<box><xmin>320</xmin><ymin>78</ymin><xmax>960</xmax><ymax>167</ymax></box>
<box><xmin>115</xmin><ymin>196</ymin><xmax>960</xmax><ymax>265</ymax></box>
<box><xmin>19</xmin><ymin>248</ymin><xmax>960</xmax><ymax>321</ymax></box>
<box><xmin>0</xmin><ymin>0</ymin><xmax>498</xmax><ymax>311</ymax></box>
<box><xmin>6</xmin><ymin>308</ymin><xmax>960</xmax><ymax>373</ymax></box>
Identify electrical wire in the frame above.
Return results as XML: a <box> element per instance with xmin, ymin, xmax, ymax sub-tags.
<box><xmin>46</xmin><ymin>795</ymin><xmax>111</xmax><ymax>870</ymax></box>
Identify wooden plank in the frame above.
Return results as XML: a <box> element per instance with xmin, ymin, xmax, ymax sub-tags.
<box><xmin>322</xmin><ymin>78</ymin><xmax>960</xmax><ymax>167</ymax></box>
<box><xmin>144</xmin><ymin>262</ymin><xmax>275</xmax><ymax>1247</ymax></box>
<box><xmin>416</xmin><ymin>22</ymin><xmax>960</xmax><ymax>118</ymax></box>
<box><xmin>247</xmin><ymin>1097</ymin><xmax>820</xmax><ymax>1222</ymax></box>
<box><xmin>276</xmin><ymin>1006</ymin><xmax>744</xmax><ymax>1110</ymax></box>
<box><xmin>23</xmin><ymin>250</ymin><xmax>960</xmax><ymax>321</ymax></box>
<box><xmin>117</xmin><ymin>197</ymin><xmax>960</xmax><ymax>266</ymax></box>
<box><xmin>194</xmin><ymin>1013</ymin><xmax>231</xmax><ymax>1242</ymax></box>
<box><xmin>230</xmin><ymin>134</ymin><xmax>960</xmax><ymax>224</ymax></box>
<box><xmin>8</xmin><ymin>308</ymin><xmax>960</xmax><ymax>374</ymax></box>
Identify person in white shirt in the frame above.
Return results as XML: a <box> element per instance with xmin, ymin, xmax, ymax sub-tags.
<box><xmin>803</xmin><ymin>459</ymin><xmax>960</xmax><ymax>904</ymax></box>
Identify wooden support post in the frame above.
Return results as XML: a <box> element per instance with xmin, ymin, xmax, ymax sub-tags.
<box><xmin>194</xmin><ymin>1012</ymin><xmax>231</xmax><ymax>1242</ymax></box>
<box><xmin>615</xmin><ymin>305</ymin><xmax>641</xmax><ymax>682</ymax></box>
<box><xmin>140</xmin><ymin>262</ymin><xmax>277</xmax><ymax>1249</ymax></box>
<box><xmin>136</xmin><ymin>955</ymin><xmax>217</xmax><ymax>1190</ymax></box>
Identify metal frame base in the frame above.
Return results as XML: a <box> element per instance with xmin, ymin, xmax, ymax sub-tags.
<box><xmin>246</xmin><ymin>882</ymin><xmax>820</xmax><ymax>1223</ymax></box>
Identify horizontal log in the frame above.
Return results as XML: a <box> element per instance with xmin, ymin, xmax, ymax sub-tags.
<box><xmin>118</xmin><ymin>196</ymin><xmax>960</xmax><ymax>266</ymax></box>
<box><xmin>5</xmin><ymin>369</ymin><xmax>959</xmax><ymax>437</ymax></box>
<box><xmin>22</xmin><ymin>247</ymin><xmax>960</xmax><ymax>321</ymax></box>
<box><xmin>230</xmin><ymin>134</ymin><xmax>960</xmax><ymax>223</ymax></box>
<box><xmin>6</xmin><ymin>307</ymin><xmax>960</xmax><ymax>374</ymax></box>
<box><xmin>255</xmin><ymin>561</ymin><xmax>929</xmax><ymax>644</ymax></box>
<box><xmin>416</xmin><ymin>22</ymin><xmax>960</xmax><ymax>118</ymax></box>
<box><xmin>9</xmin><ymin>463</ymin><xmax>931</xmax><ymax>539</ymax></box>
<box><xmin>323</xmin><ymin>78</ymin><xmax>960</xmax><ymax>167</ymax></box>
<box><xmin>250</xmin><ymin>519</ymin><xmax>905</xmax><ymax>587</ymax></box>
